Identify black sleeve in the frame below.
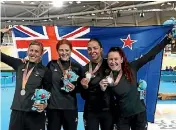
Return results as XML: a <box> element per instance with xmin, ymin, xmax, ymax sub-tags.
<box><xmin>79</xmin><ymin>86</ymin><xmax>88</xmax><ymax>100</ymax></box>
<box><xmin>75</xmin><ymin>65</ymin><xmax>85</xmax><ymax>93</ymax></box>
<box><xmin>130</xmin><ymin>37</ymin><xmax>171</xmax><ymax>71</ymax></box>
<box><xmin>42</xmin><ymin>68</ymin><xmax>53</xmax><ymax>92</ymax></box>
<box><xmin>79</xmin><ymin>65</ymin><xmax>89</xmax><ymax>100</ymax></box>
<box><xmin>0</xmin><ymin>52</ymin><xmax>23</xmax><ymax>70</ymax></box>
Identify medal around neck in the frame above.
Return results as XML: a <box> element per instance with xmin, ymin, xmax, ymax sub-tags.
<box><xmin>21</xmin><ymin>89</ymin><xmax>26</xmax><ymax>96</ymax></box>
<box><xmin>21</xmin><ymin>62</ymin><xmax>35</xmax><ymax>96</ymax></box>
<box><xmin>88</xmin><ymin>60</ymin><xmax>103</xmax><ymax>79</ymax></box>
<box><xmin>85</xmin><ymin>72</ymin><xmax>92</xmax><ymax>79</ymax></box>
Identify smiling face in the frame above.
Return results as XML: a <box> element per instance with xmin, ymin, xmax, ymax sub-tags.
<box><xmin>87</xmin><ymin>40</ymin><xmax>103</xmax><ymax>63</ymax></box>
<box><xmin>107</xmin><ymin>51</ymin><xmax>123</xmax><ymax>71</ymax></box>
<box><xmin>27</xmin><ymin>44</ymin><xmax>43</xmax><ymax>63</ymax></box>
<box><xmin>57</xmin><ymin>43</ymin><xmax>72</xmax><ymax>61</ymax></box>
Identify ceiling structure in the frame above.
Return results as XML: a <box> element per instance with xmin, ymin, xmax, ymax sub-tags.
<box><xmin>1</xmin><ymin>1</ymin><xmax>176</xmax><ymax>27</ymax></box>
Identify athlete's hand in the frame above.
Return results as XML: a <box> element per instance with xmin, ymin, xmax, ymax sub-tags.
<box><xmin>66</xmin><ymin>82</ymin><xmax>75</xmax><ymax>92</ymax></box>
<box><xmin>81</xmin><ymin>78</ymin><xmax>89</xmax><ymax>89</ymax></box>
<box><xmin>99</xmin><ymin>79</ymin><xmax>108</xmax><ymax>91</ymax></box>
<box><xmin>33</xmin><ymin>103</ymin><xmax>47</xmax><ymax>112</ymax></box>
<box><xmin>0</xmin><ymin>28</ymin><xmax>11</xmax><ymax>33</ymax></box>
<box><xmin>21</xmin><ymin>56</ymin><xmax>29</xmax><ymax>63</ymax></box>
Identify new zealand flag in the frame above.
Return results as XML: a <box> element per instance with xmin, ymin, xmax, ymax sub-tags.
<box><xmin>12</xmin><ymin>25</ymin><xmax>172</xmax><ymax>122</ymax></box>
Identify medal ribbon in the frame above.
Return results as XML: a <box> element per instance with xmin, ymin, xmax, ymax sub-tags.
<box><xmin>109</xmin><ymin>70</ymin><xmax>123</xmax><ymax>86</ymax></box>
<box><xmin>57</xmin><ymin>59</ymin><xmax>71</xmax><ymax>78</ymax></box>
<box><xmin>22</xmin><ymin>62</ymin><xmax>35</xmax><ymax>90</ymax></box>
<box><xmin>88</xmin><ymin>59</ymin><xmax>103</xmax><ymax>75</ymax></box>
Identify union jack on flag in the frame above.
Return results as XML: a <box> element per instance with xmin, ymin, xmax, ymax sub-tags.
<box><xmin>12</xmin><ymin>25</ymin><xmax>172</xmax><ymax>122</ymax></box>
<box><xmin>12</xmin><ymin>25</ymin><xmax>90</xmax><ymax>66</ymax></box>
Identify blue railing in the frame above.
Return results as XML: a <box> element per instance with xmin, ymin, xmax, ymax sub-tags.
<box><xmin>161</xmin><ymin>71</ymin><xmax>176</xmax><ymax>82</ymax></box>
<box><xmin>1</xmin><ymin>71</ymin><xmax>176</xmax><ymax>86</ymax></box>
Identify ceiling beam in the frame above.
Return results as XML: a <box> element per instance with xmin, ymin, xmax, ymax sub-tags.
<box><xmin>2</xmin><ymin>8</ymin><xmax>174</xmax><ymax>21</ymax></box>
<box><xmin>38</xmin><ymin>6</ymin><xmax>53</xmax><ymax>17</ymax></box>
<box><xmin>80</xmin><ymin>6</ymin><xmax>96</xmax><ymax>12</ymax></box>
<box><xmin>24</xmin><ymin>8</ymin><xmax>38</xmax><ymax>17</ymax></box>
<box><xmin>87</xmin><ymin>5</ymin><xmax>99</xmax><ymax>10</ymax></box>
<box><xmin>38</xmin><ymin>4</ymin><xmax>69</xmax><ymax>17</ymax></box>
<box><xmin>2</xmin><ymin>4</ymin><xmax>37</xmax><ymax>9</ymax></box>
<box><xmin>2</xmin><ymin>1</ymin><xmax>168</xmax><ymax>21</ymax></box>
<box><xmin>37</xmin><ymin>1</ymin><xmax>44</xmax><ymax>9</ymax></box>
<box><xmin>102</xmin><ymin>1</ymin><xmax>119</xmax><ymax>10</ymax></box>
<box><xmin>13</xmin><ymin>9</ymin><xmax>36</xmax><ymax>17</ymax></box>
<box><xmin>69</xmin><ymin>16</ymin><xmax>114</xmax><ymax>20</ymax></box>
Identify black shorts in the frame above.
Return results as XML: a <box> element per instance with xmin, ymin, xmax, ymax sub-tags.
<box><xmin>117</xmin><ymin>111</ymin><xmax>148</xmax><ymax>130</ymax></box>
<box><xmin>47</xmin><ymin>109</ymin><xmax>78</xmax><ymax>130</ymax></box>
<box><xmin>85</xmin><ymin>110</ymin><xmax>113</xmax><ymax>130</ymax></box>
<box><xmin>9</xmin><ymin>110</ymin><xmax>46</xmax><ymax>130</ymax></box>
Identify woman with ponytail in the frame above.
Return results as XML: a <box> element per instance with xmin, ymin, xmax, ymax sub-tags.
<box><xmin>80</xmin><ymin>38</ymin><xmax>114</xmax><ymax>130</ymax></box>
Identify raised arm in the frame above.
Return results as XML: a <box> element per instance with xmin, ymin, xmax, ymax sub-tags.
<box><xmin>0</xmin><ymin>51</ymin><xmax>23</xmax><ymax>70</ymax></box>
<box><xmin>131</xmin><ymin>36</ymin><xmax>171</xmax><ymax>71</ymax></box>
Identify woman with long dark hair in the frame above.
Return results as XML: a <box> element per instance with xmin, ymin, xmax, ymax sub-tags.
<box><xmin>80</xmin><ymin>38</ymin><xmax>113</xmax><ymax>130</ymax></box>
<box><xmin>99</xmin><ymin>34</ymin><xmax>172</xmax><ymax>130</ymax></box>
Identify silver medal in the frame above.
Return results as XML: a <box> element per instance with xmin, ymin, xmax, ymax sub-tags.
<box><xmin>107</xmin><ymin>76</ymin><xmax>113</xmax><ymax>84</ymax></box>
<box><xmin>86</xmin><ymin>72</ymin><xmax>92</xmax><ymax>79</ymax></box>
<box><xmin>20</xmin><ymin>89</ymin><xmax>26</xmax><ymax>96</ymax></box>
<box><xmin>106</xmin><ymin>76</ymin><xmax>113</xmax><ymax>86</ymax></box>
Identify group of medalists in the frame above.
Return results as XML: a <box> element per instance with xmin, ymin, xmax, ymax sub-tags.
<box><xmin>0</xmin><ymin>28</ymin><xmax>174</xmax><ymax>130</ymax></box>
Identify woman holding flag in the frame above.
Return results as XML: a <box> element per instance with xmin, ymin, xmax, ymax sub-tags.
<box><xmin>99</xmin><ymin>33</ymin><xmax>173</xmax><ymax>130</ymax></box>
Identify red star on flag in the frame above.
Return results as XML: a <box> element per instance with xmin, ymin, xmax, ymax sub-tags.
<box><xmin>121</xmin><ymin>34</ymin><xmax>137</xmax><ymax>50</ymax></box>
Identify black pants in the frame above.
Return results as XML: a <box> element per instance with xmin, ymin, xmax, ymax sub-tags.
<box><xmin>47</xmin><ymin>109</ymin><xmax>78</xmax><ymax>130</ymax></box>
<box><xmin>9</xmin><ymin>110</ymin><xmax>46</xmax><ymax>130</ymax></box>
<box><xmin>84</xmin><ymin>110</ymin><xmax>113</xmax><ymax>130</ymax></box>
<box><xmin>83</xmin><ymin>109</ymin><xmax>88</xmax><ymax>130</ymax></box>
<box><xmin>117</xmin><ymin>111</ymin><xmax>148</xmax><ymax>130</ymax></box>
